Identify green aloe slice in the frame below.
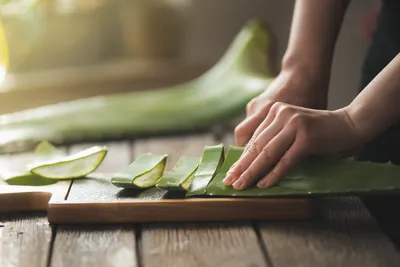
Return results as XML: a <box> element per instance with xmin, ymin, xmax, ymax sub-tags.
<box><xmin>0</xmin><ymin>19</ymin><xmax>274</xmax><ymax>154</ymax></box>
<box><xmin>156</xmin><ymin>157</ymin><xmax>200</xmax><ymax>191</ymax></box>
<box><xmin>1</xmin><ymin>140</ymin><xmax>67</xmax><ymax>185</ymax></box>
<box><xmin>28</xmin><ymin>145</ymin><xmax>108</xmax><ymax>179</ymax></box>
<box><xmin>111</xmin><ymin>153</ymin><xmax>167</xmax><ymax>189</ymax></box>
<box><xmin>0</xmin><ymin>169</ymin><xmax>57</xmax><ymax>186</ymax></box>
<box><xmin>32</xmin><ymin>140</ymin><xmax>67</xmax><ymax>163</ymax></box>
<box><xmin>205</xmin><ymin>146</ymin><xmax>400</xmax><ymax>197</ymax></box>
<box><xmin>186</xmin><ymin>144</ymin><xmax>225</xmax><ymax>196</ymax></box>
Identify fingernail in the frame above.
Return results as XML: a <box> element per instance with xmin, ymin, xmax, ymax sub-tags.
<box><xmin>233</xmin><ymin>179</ymin><xmax>246</xmax><ymax>190</ymax></box>
<box><xmin>223</xmin><ymin>175</ymin><xmax>232</xmax><ymax>185</ymax></box>
<box><xmin>257</xmin><ymin>180</ymin><xmax>269</xmax><ymax>188</ymax></box>
<box><xmin>257</xmin><ymin>182</ymin><xmax>266</xmax><ymax>188</ymax></box>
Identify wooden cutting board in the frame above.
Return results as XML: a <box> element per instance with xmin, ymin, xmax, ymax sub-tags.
<box><xmin>0</xmin><ymin>175</ymin><xmax>314</xmax><ymax>224</ymax></box>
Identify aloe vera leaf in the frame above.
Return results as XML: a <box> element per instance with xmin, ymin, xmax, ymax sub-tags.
<box><xmin>180</xmin><ymin>170</ymin><xmax>197</xmax><ymax>191</ymax></box>
<box><xmin>0</xmin><ymin>169</ymin><xmax>57</xmax><ymax>186</ymax></box>
<box><xmin>205</xmin><ymin>146</ymin><xmax>400</xmax><ymax>197</ymax></box>
<box><xmin>156</xmin><ymin>156</ymin><xmax>200</xmax><ymax>191</ymax></box>
<box><xmin>2</xmin><ymin>141</ymin><xmax>107</xmax><ymax>184</ymax></box>
<box><xmin>28</xmin><ymin>145</ymin><xmax>108</xmax><ymax>179</ymax></box>
<box><xmin>0</xmin><ymin>20</ymin><xmax>274</xmax><ymax>154</ymax></box>
<box><xmin>111</xmin><ymin>153</ymin><xmax>167</xmax><ymax>189</ymax></box>
<box><xmin>186</xmin><ymin>144</ymin><xmax>225</xmax><ymax>196</ymax></box>
<box><xmin>31</xmin><ymin>140</ymin><xmax>67</xmax><ymax>163</ymax></box>
<box><xmin>1</xmin><ymin>140</ymin><xmax>66</xmax><ymax>185</ymax></box>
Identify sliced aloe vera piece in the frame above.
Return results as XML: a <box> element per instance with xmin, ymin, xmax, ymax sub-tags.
<box><xmin>205</xmin><ymin>146</ymin><xmax>400</xmax><ymax>197</ymax></box>
<box><xmin>0</xmin><ymin>168</ymin><xmax>57</xmax><ymax>186</ymax></box>
<box><xmin>32</xmin><ymin>140</ymin><xmax>67</xmax><ymax>163</ymax></box>
<box><xmin>1</xmin><ymin>140</ymin><xmax>66</xmax><ymax>185</ymax></box>
<box><xmin>186</xmin><ymin>144</ymin><xmax>225</xmax><ymax>196</ymax></box>
<box><xmin>28</xmin><ymin>146</ymin><xmax>108</xmax><ymax>179</ymax></box>
<box><xmin>156</xmin><ymin>157</ymin><xmax>200</xmax><ymax>191</ymax></box>
<box><xmin>111</xmin><ymin>153</ymin><xmax>167</xmax><ymax>189</ymax></box>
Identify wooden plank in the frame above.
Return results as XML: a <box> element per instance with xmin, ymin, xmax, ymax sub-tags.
<box><xmin>0</xmin><ymin>212</ymin><xmax>52</xmax><ymax>267</ymax></box>
<box><xmin>141</xmin><ymin>222</ymin><xmax>267</xmax><ymax>267</ymax></box>
<box><xmin>50</xmin><ymin>225</ymin><xmax>137</xmax><ymax>267</ymax></box>
<box><xmin>133</xmin><ymin>134</ymin><xmax>268</xmax><ymax>267</ymax></box>
<box><xmin>258</xmin><ymin>197</ymin><xmax>400</xmax><ymax>267</ymax></box>
<box><xmin>50</xmin><ymin>142</ymin><xmax>138</xmax><ymax>267</ymax></box>
<box><xmin>48</xmin><ymin>197</ymin><xmax>313</xmax><ymax>224</ymax></box>
<box><xmin>0</xmin><ymin>151</ymin><xmax>57</xmax><ymax>267</ymax></box>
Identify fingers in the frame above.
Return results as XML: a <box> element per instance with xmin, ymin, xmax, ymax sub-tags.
<box><xmin>249</xmin><ymin>106</ymin><xmax>277</xmax><ymax>142</ymax></box>
<box><xmin>224</xmin><ymin>119</ymin><xmax>282</xmax><ymax>186</ymax></box>
<box><xmin>256</xmin><ymin>140</ymin><xmax>304</xmax><ymax>188</ymax></box>
<box><xmin>234</xmin><ymin>103</ymin><xmax>272</xmax><ymax>146</ymax></box>
<box><xmin>231</xmin><ymin>128</ymin><xmax>295</xmax><ymax>190</ymax></box>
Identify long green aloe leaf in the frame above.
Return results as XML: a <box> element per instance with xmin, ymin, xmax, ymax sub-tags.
<box><xmin>156</xmin><ymin>156</ymin><xmax>200</xmax><ymax>191</ymax></box>
<box><xmin>186</xmin><ymin>144</ymin><xmax>225</xmax><ymax>196</ymax></box>
<box><xmin>204</xmin><ymin>146</ymin><xmax>400</xmax><ymax>197</ymax></box>
<box><xmin>0</xmin><ymin>19</ymin><xmax>274</xmax><ymax>154</ymax></box>
<box><xmin>111</xmin><ymin>153</ymin><xmax>167</xmax><ymax>189</ymax></box>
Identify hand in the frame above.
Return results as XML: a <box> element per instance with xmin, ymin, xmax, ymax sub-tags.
<box><xmin>224</xmin><ymin>103</ymin><xmax>361</xmax><ymax>190</ymax></box>
<box><xmin>234</xmin><ymin>69</ymin><xmax>328</xmax><ymax>147</ymax></box>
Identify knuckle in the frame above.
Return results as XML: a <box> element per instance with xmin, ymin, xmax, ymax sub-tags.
<box><xmin>271</xmin><ymin>102</ymin><xmax>294</xmax><ymax>117</ymax></box>
<box><xmin>289</xmin><ymin>113</ymin><xmax>307</xmax><ymax>126</ymax></box>
<box><xmin>270</xmin><ymin>101</ymin><xmax>283</xmax><ymax>113</ymax></box>
<box><xmin>259</xmin><ymin>102</ymin><xmax>273</xmax><ymax>115</ymax></box>
<box><xmin>247</xmin><ymin>139</ymin><xmax>261</xmax><ymax>155</ymax></box>
<box><xmin>278</xmin><ymin>156</ymin><xmax>292</xmax><ymax>171</ymax></box>
<box><xmin>247</xmin><ymin>137</ymin><xmax>261</xmax><ymax>154</ymax></box>
<box><xmin>243</xmin><ymin>168</ymin><xmax>255</xmax><ymax>183</ymax></box>
<box><xmin>261</xmin><ymin>145</ymin><xmax>275</xmax><ymax>160</ymax></box>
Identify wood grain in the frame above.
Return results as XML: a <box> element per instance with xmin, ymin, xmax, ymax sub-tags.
<box><xmin>50</xmin><ymin>142</ymin><xmax>139</xmax><ymax>267</ymax></box>
<box><xmin>133</xmin><ymin>134</ymin><xmax>268</xmax><ymax>267</ymax></box>
<box><xmin>0</xmin><ymin>181</ymin><xmax>71</xmax><ymax>212</ymax></box>
<box><xmin>48</xmin><ymin>197</ymin><xmax>313</xmax><ymax>224</ymax></box>
<box><xmin>50</xmin><ymin>225</ymin><xmax>137</xmax><ymax>267</ymax></box>
<box><xmin>258</xmin><ymin>197</ymin><xmax>400</xmax><ymax>267</ymax></box>
<box><xmin>0</xmin><ymin>212</ymin><xmax>53</xmax><ymax>267</ymax></box>
<box><xmin>0</xmin><ymin>151</ymin><xmax>55</xmax><ymax>267</ymax></box>
<box><xmin>141</xmin><ymin>222</ymin><xmax>267</xmax><ymax>267</ymax></box>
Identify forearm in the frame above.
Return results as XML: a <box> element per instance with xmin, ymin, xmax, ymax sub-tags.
<box><xmin>344</xmin><ymin>53</ymin><xmax>400</xmax><ymax>142</ymax></box>
<box><xmin>282</xmin><ymin>0</ymin><xmax>350</xmax><ymax>77</ymax></box>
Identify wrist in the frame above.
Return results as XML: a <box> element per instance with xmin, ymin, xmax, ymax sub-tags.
<box><xmin>281</xmin><ymin>51</ymin><xmax>331</xmax><ymax>81</ymax></box>
<box><xmin>278</xmin><ymin>58</ymin><xmax>330</xmax><ymax>108</ymax></box>
<box><xmin>340</xmin><ymin>104</ymin><xmax>374</xmax><ymax>144</ymax></box>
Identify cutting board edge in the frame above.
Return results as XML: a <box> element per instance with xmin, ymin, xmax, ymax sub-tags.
<box><xmin>47</xmin><ymin>197</ymin><xmax>315</xmax><ymax>224</ymax></box>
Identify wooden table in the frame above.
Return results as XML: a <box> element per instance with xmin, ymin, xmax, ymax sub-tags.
<box><xmin>1</xmin><ymin>129</ymin><xmax>400</xmax><ymax>267</ymax></box>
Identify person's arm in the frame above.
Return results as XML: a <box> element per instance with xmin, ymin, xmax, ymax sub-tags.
<box><xmin>224</xmin><ymin>52</ymin><xmax>400</xmax><ymax>191</ymax></box>
<box><xmin>282</xmin><ymin>0</ymin><xmax>350</xmax><ymax>82</ymax></box>
<box><xmin>345</xmin><ymin>53</ymin><xmax>400</xmax><ymax>143</ymax></box>
<box><xmin>234</xmin><ymin>0</ymin><xmax>351</xmax><ymax>147</ymax></box>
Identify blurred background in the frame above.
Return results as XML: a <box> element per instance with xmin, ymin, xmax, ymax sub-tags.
<box><xmin>0</xmin><ymin>0</ymin><xmax>379</xmax><ymax>114</ymax></box>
